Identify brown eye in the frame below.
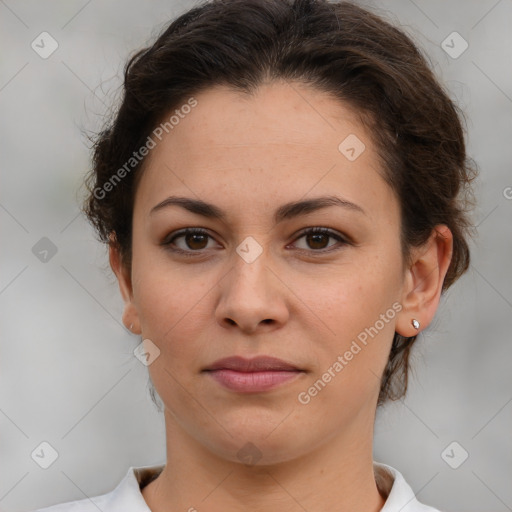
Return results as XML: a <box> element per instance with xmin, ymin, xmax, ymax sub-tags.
<box><xmin>292</xmin><ymin>227</ymin><xmax>348</xmax><ymax>253</ymax></box>
<box><xmin>163</xmin><ymin>228</ymin><xmax>217</xmax><ymax>252</ymax></box>
<box><xmin>305</xmin><ymin>232</ymin><xmax>330</xmax><ymax>250</ymax></box>
<box><xmin>183</xmin><ymin>232</ymin><xmax>209</xmax><ymax>250</ymax></box>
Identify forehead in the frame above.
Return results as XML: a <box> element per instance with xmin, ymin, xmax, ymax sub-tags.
<box><xmin>135</xmin><ymin>80</ymin><xmax>395</xmax><ymax>222</ymax></box>
<box><xmin>167</xmin><ymin>80</ymin><xmax>367</xmax><ymax>152</ymax></box>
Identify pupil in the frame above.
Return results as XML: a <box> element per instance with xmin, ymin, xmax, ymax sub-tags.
<box><xmin>308</xmin><ymin>233</ymin><xmax>327</xmax><ymax>249</ymax></box>
<box><xmin>187</xmin><ymin>233</ymin><xmax>207</xmax><ymax>249</ymax></box>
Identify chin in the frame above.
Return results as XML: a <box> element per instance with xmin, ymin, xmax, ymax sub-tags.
<box><xmin>198</xmin><ymin>416</ymin><xmax>317</xmax><ymax>466</ymax></box>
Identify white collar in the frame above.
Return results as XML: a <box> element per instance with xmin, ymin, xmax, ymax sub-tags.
<box><xmin>373</xmin><ymin>462</ymin><xmax>441</xmax><ymax>512</ymax></box>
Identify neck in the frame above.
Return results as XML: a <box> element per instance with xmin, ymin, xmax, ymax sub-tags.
<box><xmin>142</xmin><ymin>410</ymin><xmax>386</xmax><ymax>512</ymax></box>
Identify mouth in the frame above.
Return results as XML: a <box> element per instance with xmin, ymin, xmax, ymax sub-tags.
<box><xmin>202</xmin><ymin>355</ymin><xmax>305</xmax><ymax>393</ymax></box>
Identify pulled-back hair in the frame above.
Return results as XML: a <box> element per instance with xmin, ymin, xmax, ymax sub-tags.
<box><xmin>82</xmin><ymin>0</ymin><xmax>476</xmax><ymax>405</ymax></box>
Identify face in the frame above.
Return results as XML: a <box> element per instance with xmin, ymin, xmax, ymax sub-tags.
<box><xmin>113</xmin><ymin>80</ymin><xmax>434</xmax><ymax>465</ymax></box>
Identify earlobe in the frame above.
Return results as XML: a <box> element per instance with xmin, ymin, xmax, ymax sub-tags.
<box><xmin>108</xmin><ymin>233</ymin><xmax>141</xmax><ymax>334</ymax></box>
<box><xmin>396</xmin><ymin>225</ymin><xmax>453</xmax><ymax>337</ymax></box>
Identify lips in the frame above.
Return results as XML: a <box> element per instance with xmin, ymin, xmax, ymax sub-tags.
<box><xmin>203</xmin><ymin>355</ymin><xmax>301</xmax><ymax>372</ymax></box>
<box><xmin>202</xmin><ymin>356</ymin><xmax>304</xmax><ymax>393</ymax></box>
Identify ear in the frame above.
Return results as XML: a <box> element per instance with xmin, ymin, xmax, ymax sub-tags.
<box><xmin>396</xmin><ymin>225</ymin><xmax>453</xmax><ymax>337</ymax></box>
<box><xmin>108</xmin><ymin>232</ymin><xmax>141</xmax><ymax>334</ymax></box>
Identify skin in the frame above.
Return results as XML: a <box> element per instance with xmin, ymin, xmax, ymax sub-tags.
<box><xmin>110</xmin><ymin>80</ymin><xmax>453</xmax><ymax>512</ymax></box>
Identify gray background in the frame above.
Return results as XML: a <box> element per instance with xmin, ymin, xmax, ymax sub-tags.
<box><xmin>1</xmin><ymin>0</ymin><xmax>511</xmax><ymax>511</ymax></box>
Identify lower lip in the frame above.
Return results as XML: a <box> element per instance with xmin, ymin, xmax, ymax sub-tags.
<box><xmin>205</xmin><ymin>369</ymin><xmax>303</xmax><ymax>392</ymax></box>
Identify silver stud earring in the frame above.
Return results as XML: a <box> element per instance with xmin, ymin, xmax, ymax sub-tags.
<box><xmin>411</xmin><ymin>319</ymin><xmax>420</xmax><ymax>330</ymax></box>
<box><xmin>129</xmin><ymin>323</ymin><xmax>134</xmax><ymax>331</ymax></box>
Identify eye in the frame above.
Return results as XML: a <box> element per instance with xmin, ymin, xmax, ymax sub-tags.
<box><xmin>290</xmin><ymin>227</ymin><xmax>349</xmax><ymax>253</ymax></box>
<box><xmin>162</xmin><ymin>226</ymin><xmax>350</xmax><ymax>256</ymax></box>
<box><xmin>162</xmin><ymin>228</ymin><xmax>219</xmax><ymax>254</ymax></box>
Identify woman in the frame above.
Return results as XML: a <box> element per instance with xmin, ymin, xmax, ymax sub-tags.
<box><xmin>35</xmin><ymin>0</ymin><xmax>475</xmax><ymax>510</ymax></box>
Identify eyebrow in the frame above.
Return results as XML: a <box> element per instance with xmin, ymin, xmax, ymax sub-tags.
<box><xmin>149</xmin><ymin>195</ymin><xmax>366</xmax><ymax>223</ymax></box>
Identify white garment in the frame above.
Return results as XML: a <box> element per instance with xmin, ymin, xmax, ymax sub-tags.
<box><xmin>33</xmin><ymin>462</ymin><xmax>442</xmax><ymax>512</ymax></box>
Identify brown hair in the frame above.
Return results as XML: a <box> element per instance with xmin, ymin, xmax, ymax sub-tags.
<box><xmin>82</xmin><ymin>0</ymin><xmax>476</xmax><ymax>405</ymax></box>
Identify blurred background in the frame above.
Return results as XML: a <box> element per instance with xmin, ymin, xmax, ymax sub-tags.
<box><xmin>1</xmin><ymin>0</ymin><xmax>511</xmax><ymax>511</ymax></box>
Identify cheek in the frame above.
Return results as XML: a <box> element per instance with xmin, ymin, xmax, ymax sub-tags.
<box><xmin>135</xmin><ymin>271</ymin><xmax>210</xmax><ymax>352</ymax></box>
<box><xmin>132</xmin><ymin>267</ymin><xmax>210</xmax><ymax>407</ymax></box>
<box><xmin>293</xmin><ymin>253</ymin><xmax>401</xmax><ymax>393</ymax></box>
<box><xmin>293</xmin><ymin>254</ymin><xmax>401</xmax><ymax>339</ymax></box>
<box><xmin>130</xmin><ymin>241</ymin><xmax>206</xmax><ymax>348</ymax></box>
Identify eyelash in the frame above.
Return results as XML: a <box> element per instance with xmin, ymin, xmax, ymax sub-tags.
<box><xmin>161</xmin><ymin>227</ymin><xmax>350</xmax><ymax>257</ymax></box>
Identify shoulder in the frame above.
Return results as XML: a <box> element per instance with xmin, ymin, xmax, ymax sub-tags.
<box><xmin>374</xmin><ymin>461</ymin><xmax>444</xmax><ymax>512</ymax></box>
<box><xmin>32</xmin><ymin>494</ymin><xmax>111</xmax><ymax>512</ymax></box>
<box><xmin>30</xmin><ymin>465</ymin><xmax>165</xmax><ymax>512</ymax></box>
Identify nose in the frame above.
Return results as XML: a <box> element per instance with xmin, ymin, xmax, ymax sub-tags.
<box><xmin>215</xmin><ymin>248</ymin><xmax>289</xmax><ymax>334</ymax></box>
